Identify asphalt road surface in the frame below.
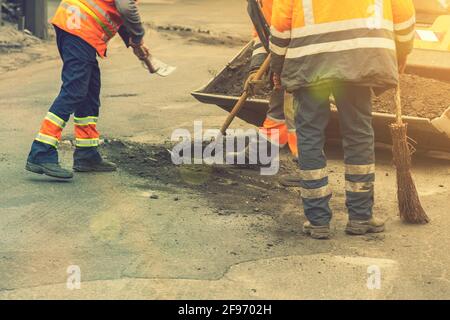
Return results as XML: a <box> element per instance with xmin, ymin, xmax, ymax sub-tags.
<box><xmin>0</xmin><ymin>0</ymin><xmax>449</xmax><ymax>299</ymax></box>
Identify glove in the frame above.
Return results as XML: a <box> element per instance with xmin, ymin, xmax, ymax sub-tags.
<box><xmin>244</xmin><ymin>70</ymin><xmax>267</xmax><ymax>95</ymax></box>
<box><xmin>130</xmin><ymin>39</ymin><xmax>150</xmax><ymax>60</ymax></box>
<box><xmin>273</xmin><ymin>73</ymin><xmax>282</xmax><ymax>90</ymax></box>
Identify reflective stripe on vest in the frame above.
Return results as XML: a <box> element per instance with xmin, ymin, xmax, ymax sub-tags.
<box><xmin>83</xmin><ymin>0</ymin><xmax>120</xmax><ymax>32</ymax></box>
<box><xmin>272</xmin><ymin>0</ymin><xmax>397</xmax><ymax>59</ymax></box>
<box><xmin>302</xmin><ymin>0</ymin><xmax>314</xmax><ymax>26</ymax></box>
<box><xmin>61</xmin><ymin>0</ymin><xmax>115</xmax><ymax>39</ymax></box>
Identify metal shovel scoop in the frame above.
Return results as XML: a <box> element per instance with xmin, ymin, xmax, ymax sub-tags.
<box><xmin>143</xmin><ymin>56</ymin><xmax>177</xmax><ymax>77</ymax></box>
<box><xmin>431</xmin><ymin>106</ymin><xmax>450</xmax><ymax>138</ymax></box>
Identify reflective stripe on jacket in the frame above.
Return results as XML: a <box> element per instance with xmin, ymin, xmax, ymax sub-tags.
<box><xmin>270</xmin><ymin>0</ymin><xmax>416</xmax><ymax>91</ymax></box>
<box><xmin>51</xmin><ymin>0</ymin><xmax>123</xmax><ymax>57</ymax></box>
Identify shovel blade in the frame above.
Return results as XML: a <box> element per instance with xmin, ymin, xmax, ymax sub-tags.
<box><xmin>151</xmin><ymin>57</ymin><xmax>176</xmax><ymax>77</ymax></box>
<box><xmin>431</xmin><ymin>107</ymin><xmax>450</xmax><ymax>138</ymax></box>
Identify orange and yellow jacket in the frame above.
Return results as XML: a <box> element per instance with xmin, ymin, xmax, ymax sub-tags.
<box><xmin>269</xmin><ymin>0</ymin><xmax>416</xmax><ymax>91</ymax></box>
<box><xmin>51</xmin><ymin>0</ymin><xmax>145</xmax><ymax>58</ymax></box>
<box><xmin>250</xmin><ymin>0</ymin><xmax>274</xmax><ymax>71</ymax></box>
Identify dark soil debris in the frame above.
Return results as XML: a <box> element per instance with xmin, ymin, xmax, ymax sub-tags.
<box><xmin>101</xmin><ymin>140</ymin><xmax>300</xmax><ymax>217</ymax></box>
<box><xmin>206</xmin><ymin>48</ymin><xmax>450</xmax><ymax>119</ymax></box>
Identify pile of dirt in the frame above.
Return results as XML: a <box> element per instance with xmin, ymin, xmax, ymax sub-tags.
<box><xmin>0</xmin><ymin>24</ymin><xmax>41</xmax><ymax>53</ymax></box>
<box><xmin>154</xmin><ymin>23</ymin><xmax>248</xmax><ymax>47</ymax></box>
<box><xmin>207</xmin><ymin>48</ymin><xmax>450</xmax><ymax>119</ymax></box>
<box><xmin>373</xmin><ymin>75</ymin><xmax>450</xmax><ymax>118</ymax></box>
<box><xmin>101</xmin><ymin>139</ymin><xmax>299</xmax><ymax>217</ymax></box>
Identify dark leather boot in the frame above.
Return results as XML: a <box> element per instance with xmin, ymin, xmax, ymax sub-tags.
<box><xmin>73</xmin><ymin>159</ymin><xmax>117</xmax><ymax>172</ymax></box>
<box><xmin>26</xmin><ymin>162</ymin><xmax>74</xmax><ymax>179</ymax></box>
<box><xmin>345</xmin><ymin>217</ymin><xmax>385</xmax><ymax>235</ymax></box>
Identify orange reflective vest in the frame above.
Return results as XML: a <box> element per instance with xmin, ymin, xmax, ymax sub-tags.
<box><xmin>270</xmin><ymin>0</ymin><xmax>416</xmax><ymax>91</ymax></box>
<box><xmin>51</xmin><ymin>0</ymin><xmax>123</xmax><ymax>57</ymax></box>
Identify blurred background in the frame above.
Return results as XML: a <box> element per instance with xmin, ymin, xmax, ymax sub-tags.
<box><xmin>0</xmin><ymin>0</ymin><xmax>449</xmax><ymax>40</ymax></box>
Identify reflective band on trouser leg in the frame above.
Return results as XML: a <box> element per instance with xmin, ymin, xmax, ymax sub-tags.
<box><xmin>74</xmin><ymin>116</ymin><xmax>98</xmax><ymax>126</ymax></box>
<box><xmin>35</xmin><ymin>133</ymin><xmax>60</xmax><ymax>148</ymax></box>
<box><xmin>45</xmin><ymin>112</ymin><xmax>66</xmax><ymax>129</ymax></box>
<box><xmin>76</xmin><ymin>138</ymin><xmax>99</xmax><ymax>147</ymax></box>
<box><xmin>300</xmin><ymin>167</ymin><xmax>332</xmax><ymax>226</ymax></box>
<box><xmin>259</xmin><ymin>118</ymin><xmax>288</xmax><ymax>147</ymax></box>
<box><xmin>35</xmin><ymin>113</ymin><xmax>67</xmax><ymax>148</ymax></box>
<box><xmin>345</xmin><ymin>164</ymin><xmax>375</xmax><ymax>221</ymax></box>
<box><xmin>74</xmin><ymin>119</ymin><xmax>99</xmax><ymax>147</ymax></box>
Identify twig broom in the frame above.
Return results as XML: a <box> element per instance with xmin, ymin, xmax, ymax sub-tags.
<box><xmin>389</xmin><ymin>84</ymin><xmax>430</xmax><ymax>224</ymax></box>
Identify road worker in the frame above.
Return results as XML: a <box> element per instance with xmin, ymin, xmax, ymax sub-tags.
<box><xmin>246</xmin><ymin>0</ymin><xmax>298</xmax><ymax>159</ymax></box>
<box><xmin>26</xmin><ymin>0</ymin><xmax>149</xmax><ymax>179</ymax></box>
<box><xmin>270</xmin><ymin>0</ymin><xmax>416</xmax><ymax>238</ymax></box>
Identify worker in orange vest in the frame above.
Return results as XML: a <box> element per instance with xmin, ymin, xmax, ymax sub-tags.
<box><xmin>26</xmin><ymin>0</ymin><xmax>149</xmax><ymax>179</ymax></box>
<box><xmin>270</xmin><ymin>0</ymin><xmax>416</xmax><ymax>239</ymax></box>
<box><xmin>246</xmin><ymin>0</ymin><xmax>298</xmax><ymax>160</ymax></box>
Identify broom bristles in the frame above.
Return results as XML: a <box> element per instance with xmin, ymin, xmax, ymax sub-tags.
<box><xmin>390</xmin><ymin>123</ymin><xmax>430</xmax><ymax>224</ymax></box>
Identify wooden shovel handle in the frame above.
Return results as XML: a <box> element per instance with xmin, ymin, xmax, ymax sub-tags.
<box><xmin>219</xmin><ymin>54</ymin><xmax>272</xmax><ymax>135</ymax></box>
<box><xmin>143</xmin><ymin>56</ymin><xmax>157</xmax><ymax>74</ymax></box>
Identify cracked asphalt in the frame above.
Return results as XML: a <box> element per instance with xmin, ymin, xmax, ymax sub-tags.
<box><xmin>0</xmin><ymin>0</ymin><xmax>449</xmax><ymax>299</ymax></box>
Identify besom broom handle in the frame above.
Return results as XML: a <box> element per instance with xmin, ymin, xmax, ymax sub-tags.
<box><xmin>220</xmin><ymin>54</ymin><xmax>272</xmax><ymax>135</ymax></box>
<box><xmin>395</xmin><ymin>84</ymin><xmax>402</xmax><ymax>125</ymax></box>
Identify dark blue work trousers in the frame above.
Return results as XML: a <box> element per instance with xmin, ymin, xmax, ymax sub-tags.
<box><xmin>28</xmin><ymin>26</ymin><xmax>102</xmax><ymax>165</ymax></box>
<box><xmin>294</xmin><ymin>84</ymin><xmax>375</xmax><ymax>226</ymax></box>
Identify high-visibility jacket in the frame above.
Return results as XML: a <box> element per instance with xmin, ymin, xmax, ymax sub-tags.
<box><xmin>249</xmin><ymin>1</ymin><xmax>298</xmax><ymax>157</ymax></box>
<box><xmin>51</xmin><ymin>0</ymin><xmax>123</xmax><ymax>57</ymax></box>
<box><xmin>270</xmin><ymin>0</ymin><xmax>416</xmax><ymax>91</ymax></box>
<box><xmin>250</xmin><ymin>0</ymin><xmax>273</xmax><ymax>71</ymax></box>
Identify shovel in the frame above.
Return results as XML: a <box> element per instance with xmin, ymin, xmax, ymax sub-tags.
<box><xmin>118</xmin><ymin>26</ymin><xmax>176</xmax><ymax>77</ymax></box>
<box><xmin>431</xmin><ymin>106</ymin><xmax>450</xmax><ymax>138</ymax></box>
<box><xmin>219</xmin><ymin>54</ymin><xmax>271</xmax><ymax>136</ymax></box>
<box><xmin>142</xmin><ymin>56</ymin><xmax>177</xmax><ymax>77</ymax></box>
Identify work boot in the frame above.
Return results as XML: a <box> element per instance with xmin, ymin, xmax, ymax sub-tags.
<box><xmin>73</xmin><ymin>159</ymin><xmax>117</xmax><ymax>173</ymax></box>
<box><xmin>26</xmin><ymin>162</ymin><xmax>74</xmax><ymax>180</ymax></box>
<box><xmin>345</xmin><ymin>217</ymin><xmax>385</xmax><ymax>235</ymax></box>
<box><xmin>303</xmin><ymin>221</ymin><xmax>331</xmax><ymax>240</ymax></box>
